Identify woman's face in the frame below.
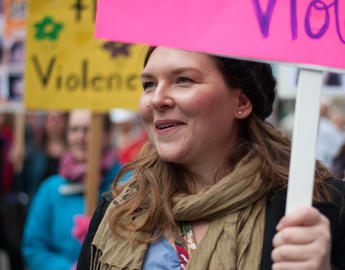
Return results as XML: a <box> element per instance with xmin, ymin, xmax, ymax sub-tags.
<box><xmin>67</xmin><ymin>110</ymin><xmax>91</xmax><ymax>163</ymax></box>
<box><xmin>44</xmin><ymin>111</ymin><xmax>66</xmax><ymax>137</ymax></box>
<box><xmin>139</xmin><ymin>47</ymin><xmax>245</xmax><ymax>173</ymax></box>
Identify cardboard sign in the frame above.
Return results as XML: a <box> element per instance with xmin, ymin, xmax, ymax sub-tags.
<box><xmin>25</xmin><ymin>0</ymin><xmax>147</xmax><ymax>112</ymax></box>
<box><xmin>96</xmin><ymin>0</ymin><xmax>345</xmax><ymax>71</ymax></box>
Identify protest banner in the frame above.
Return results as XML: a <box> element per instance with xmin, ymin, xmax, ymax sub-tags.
<box><xmin>96</xmin><ymin>0</ymin><xmax>344</xmax><ymax>71</ymax></box>
<box><xmin>25</xmin><ymin>0</ymin><xmax>147</xmax><ymax>112</ymax></box>
<box><xmin>95</xmin><ymin>0</ymin><xmax>345</xmax><ymax>213</ymax></box>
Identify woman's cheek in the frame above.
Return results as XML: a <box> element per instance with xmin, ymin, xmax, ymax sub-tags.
<box><xmin>185</xmin><ymin>92</ymin><xmax>223</xmax><ymax>115</ymax></box>
<box><xmin>138</xmin><ymin>97</ymin><xmax>150</xmax><ymax>120</ymax></box>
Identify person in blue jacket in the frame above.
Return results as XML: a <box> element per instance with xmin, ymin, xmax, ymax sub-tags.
<box><xmin>22</xmin><ymin>109</ymin><xmax>121</xmax><ymax>270</ymax></box>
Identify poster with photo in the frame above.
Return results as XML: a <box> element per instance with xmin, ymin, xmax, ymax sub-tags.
<box><xmin>0</xmin><ymin>0</ymin><xmax>26</xmax><ymax>112</ymax></box>
<box><xmin>0</xmin><ymin>0</ymin><xmax>4</xmax><ymax>30</ymax></box>
<box><xmin>3</xmin><ymin>0</ymin><xmax>27</xmax><ymax>37</ymax></box>
<box><xmin>10</xmin><ymin>39</ymin><xmax>24</xmax><ymax>64</ymax></box>
<box><xmin>8</xmin><ymin>73</ymin><xmax>23</xmax><ymax>100</ymax></box>
<box><xmin>0</xmin><ymin>69</ymin><xmax>8</xmax><ymax>100</ymax></box>
<box><xmin>0</xmin><ymin>37</ymin><xmax>3</xmax><ymax>64</ymax></box>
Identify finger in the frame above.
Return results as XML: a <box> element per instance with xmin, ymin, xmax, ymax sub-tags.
<box><xmin>273</xmin><ymin>227</ymin><xmax>315</xmax><ymax>247</ymax></box>
<box><xmin>272</xmin><ymin>261</ymin><xmax>318</xmax><ymax>270</ymax></box>
<box><xmin>276</xmin><ymin>206</ymin><xmax>321</xmax><ymax>230</ymax></box>
<box><xmin>271</xmin><ymin>244</ymin><xmax>311</xmax><ymax>262</ymax></box>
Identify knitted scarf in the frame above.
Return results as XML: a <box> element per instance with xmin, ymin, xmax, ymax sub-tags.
<box><xmin>59</xmin><ymin>150</ymin><xmax>117</xmax><ymax>183</ymax></box>
<box><xmin>91</xmin><ymin>153</ymin><xmax>267</xmax><ymax>270</ymax></box>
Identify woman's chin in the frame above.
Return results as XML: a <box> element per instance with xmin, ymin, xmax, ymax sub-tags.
<box><xmin>157</xmin><ymin>151</ymin><xmax>187</xmax><ymax>164</ymax></box>
<box><xmin>71</xmin><ymin>152</ymin><xmax>87</xmax><ymax>163</ymax></box>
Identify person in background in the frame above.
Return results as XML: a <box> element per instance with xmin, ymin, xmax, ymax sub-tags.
<box><xmin>332</xmin><ymin>144</ymin><xmax>345</xmax><ymax>179</ymax></box>
<box><xmin>41</xmin><ymin>111</ymin><xmax>67</xmax><ymax>179</ymax></box>
<box><xmin>0</xmin><ymin>113</ymin><xmax>14</xmax><ymax>193</ymax></box>
<box><xmin>328</xmin><ymin>106</ymin><xmax>345</xmax><ymax>179</ymax></box>
<box><xmin>110</xmin><ymin>108</ymin><xmax>147</xmax><ymax>164</ymax></box>
<box><xmin>316</xmin><ymin>99</ymin><xmax>345</xmax><ymax>169</ymax></box>
<box><xmin>14</xmin><ymin>111</ymin><xmax>67</xmax><ymax>201</ymax></box>
<box><xmin>328</xmin><ymin>105</ymin><xmax>345</xmax><ymax>132</ymax></box>
<box><xmin>22</xmin><ymin>109</ymin><xmax>121</xmax><ymax>270</ymax></box>
<box><xmin>0</xmin><ymin>113</ymin><xmax>25</xmax><ymax>270</ymax></box>
<box><xmin>77</xmin><ymin>47</ymin><xmax>345</xmax><ymax>270</ymax></box>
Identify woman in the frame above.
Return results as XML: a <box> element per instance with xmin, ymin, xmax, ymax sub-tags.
<box><xmin>22</xmin><ymin>109</ymin><xmax>121</xmax><ymax>270</ymax></box>
<box><xmin>16</xmin><ymin>111</ymin><xmax>67</xmax><ymax>201</ymax></box>
<box><xmin>77</xmin><ymin>47</ymin><xmax>345</xmax><ymax>270</ymax></box>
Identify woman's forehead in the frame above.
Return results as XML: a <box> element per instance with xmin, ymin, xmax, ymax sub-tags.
<box><xmin>68</xmin><ymin>110</ymin><xmax>91</xmax><ymax>126</ymax></box>
<box><xmin>144</xmin><ymin>47</ymin><xmax>217</xmax><ymax>73</ymax></box>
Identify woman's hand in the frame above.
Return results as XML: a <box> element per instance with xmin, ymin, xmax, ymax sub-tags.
<box><xmin>271</xmin><ymin>206</ymin><xmax>331</xmax><ymax>270</ymax></box>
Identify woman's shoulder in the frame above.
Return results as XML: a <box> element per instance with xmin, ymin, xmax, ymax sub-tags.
<box><xmin>86</xmin><ymin>192</ymin><xmax>115</xmax><ymax>235</ymax></box>
<box><xmin>91</xmin><ymin>182</ymin><xmax>139</xmax><ymax>232</ymax></box>
<box><xmin>102</xmin><ymin>191</ymin><xmax>115</xmax><ymax>207</ymax></box>
<box><xmin>324</xmin><ymin>177</ymin><xmax>345</xmax><ymax>191</ymax></box>
<box><xmin>92</xmin><ymin>191</ymin><xmax>114</xmax><ymax>225</ymax></box>
<box><xmin>323</xmin><ymin>177</ymin><xmax>345</xmax><ymax>205</ymax></box>
<box><xmin>80</xmin><ymin>191</ymin><xmax>114</xmax><ymax>249</ymax></box>
<box><xmin>34</xmin><ymin>174</ymin><xmax>68</xmax><ymax>194</ymax></box>
<box><xmin>76</xmin><ymin>191</ymin><xmax>115</xmax><ymax>270</ymax></box>
<box><xmin>266</xmin><ymin>177</ymin><xmax>345</xmax><ymax>223</ymax></box>
<box><xmin>321</xmin><ymin>178</ymin><xmax>345</xmax><ymax>268</ymax></box>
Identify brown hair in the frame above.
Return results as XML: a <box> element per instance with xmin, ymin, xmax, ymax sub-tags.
<box><xmin>108</xmin><ymin>47</ymin><xmax>333</xmax><ymax>243</ymax></box>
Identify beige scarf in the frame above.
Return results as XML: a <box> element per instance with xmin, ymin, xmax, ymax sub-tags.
<box><xmin>91</xmin><ymin>153</ymin><xmax>267</xmax><ymax>270</ymax></box>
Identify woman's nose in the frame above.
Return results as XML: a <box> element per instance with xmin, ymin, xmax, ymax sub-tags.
<box><xmin>151</xmin><ymin>84</ymin><xmax>175</xmax><ymax>111</ymax></box>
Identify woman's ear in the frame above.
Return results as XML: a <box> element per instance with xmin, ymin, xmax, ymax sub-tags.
<box><xmin>235</xmin><ymin>91</ymin><xmax>252</xmax><ymax>119</ymax></box>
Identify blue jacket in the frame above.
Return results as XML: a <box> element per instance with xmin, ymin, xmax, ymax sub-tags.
<box><xmin>22</xmin><ymin>163</ymin><xmax>121</xmax><ymax>270</ymax></box>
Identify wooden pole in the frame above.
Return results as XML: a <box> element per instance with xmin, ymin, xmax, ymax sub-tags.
<box><xmin>85</xmin><ymin>113</ymin><xmax>104</xmax><ymax>217</ymax></box>
<box><xmin>286</xmin><ymin>69</ymin><xmax>323</xmax><ymax>214</ymax></box>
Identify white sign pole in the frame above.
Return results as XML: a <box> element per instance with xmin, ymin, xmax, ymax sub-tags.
<box><xmin>285</xmin><ymin>69</ymin><xmax>324</xmax><ymax>214</ymax></box>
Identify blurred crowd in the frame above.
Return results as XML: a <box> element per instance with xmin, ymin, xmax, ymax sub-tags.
<box><xmin>278</xmin><ymin>97</ymin><xmax>345</xmax><ymax>178</ymax></box>
<box><xmin>0</xmin><ymin>109</ymin><xmax>146</xmax><ymax>270</ymax></box>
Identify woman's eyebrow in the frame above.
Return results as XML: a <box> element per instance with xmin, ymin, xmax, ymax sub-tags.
<box><xmin>141</xmin><ymin>67</ymin><xmax>202</xmax><ymax>79</ymax></box>
<box><xmin>140</xmin><ymin>72</ymin><xmax>154</xmax><ymax>80</ymax></box>
<box><xmin>171</xmin><ymin>67</ymin><xmax>203</xmax><ymax>75</ymax></box>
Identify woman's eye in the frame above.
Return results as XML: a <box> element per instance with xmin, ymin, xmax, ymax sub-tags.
<box><xmin>176</xmin><ymin>77</ymin><xmax>194</xmax><ymax>84</ymax></box>
<box><xmin>142</xmin><ymin>81</ymin><xmax>155</xmax><ymax>90</ymax></box>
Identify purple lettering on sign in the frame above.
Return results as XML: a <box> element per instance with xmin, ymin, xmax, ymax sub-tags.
<box><xmin>252</xmin><ymin>0</ymin><xmax>277</xmax><ymax>38</ymax></box>
<box><xmin>333</xmin><ymin>0</ymin><xmax>345</xmax><ymax>43</ymax></box>
<box><xmin>290</xmin><ymin>0</ymin><xmax>298</xmax><ymax>40</ymax></box>
<box><xmin>305</xmin><ymin>0</ymin><xmax>345</xmax><ymax>44</ymax></box>
<box><xmin>305</xmin><ymin>1</ymin><xmax>330</xmax><ymax>39</ymax></box>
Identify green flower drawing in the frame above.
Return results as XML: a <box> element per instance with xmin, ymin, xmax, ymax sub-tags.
<box><xmin>34</xmin><ymin>16</ymin><xmax>64</xmax><ymax>41</ymax></box>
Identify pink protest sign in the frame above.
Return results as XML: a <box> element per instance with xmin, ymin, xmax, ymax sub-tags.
<box><xmin>95</xmin><ymin>0</ymin><xmax>345</xmax><ymax>71</ymax></box>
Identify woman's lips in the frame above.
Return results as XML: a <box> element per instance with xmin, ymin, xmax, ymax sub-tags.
<box><xmin>154</xmin><ymin>119</ymin><xmax>186</xmax><ymax>133</ymax></box>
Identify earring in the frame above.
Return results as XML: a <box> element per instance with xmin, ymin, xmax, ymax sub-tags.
<box><xmin>238</xmin><ymin>111</ymin><xmax>243</xmax><ymax>115</ymax></box>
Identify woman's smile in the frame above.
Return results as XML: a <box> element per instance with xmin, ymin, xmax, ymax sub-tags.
<box><xmin>155</xmin><ymin>119</ymin><xmax>186</xmax><ymax>134</ymax></box>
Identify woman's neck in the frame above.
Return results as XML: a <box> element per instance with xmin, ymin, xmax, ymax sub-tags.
<box><xmin>46</xmin><ymin>138</ymin><xmax>65</xmax><ymax>158</ymax></box>
<box><xmin>187</xmin><ymin>166</ymin><xmax>229</xmax><ymax>194</ymax></box>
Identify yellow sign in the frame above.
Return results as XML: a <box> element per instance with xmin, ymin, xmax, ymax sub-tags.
<box><xmin>25</xmin><ymin>0</ymin><xmax>147</xmax><ymax>112</ymax></box>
